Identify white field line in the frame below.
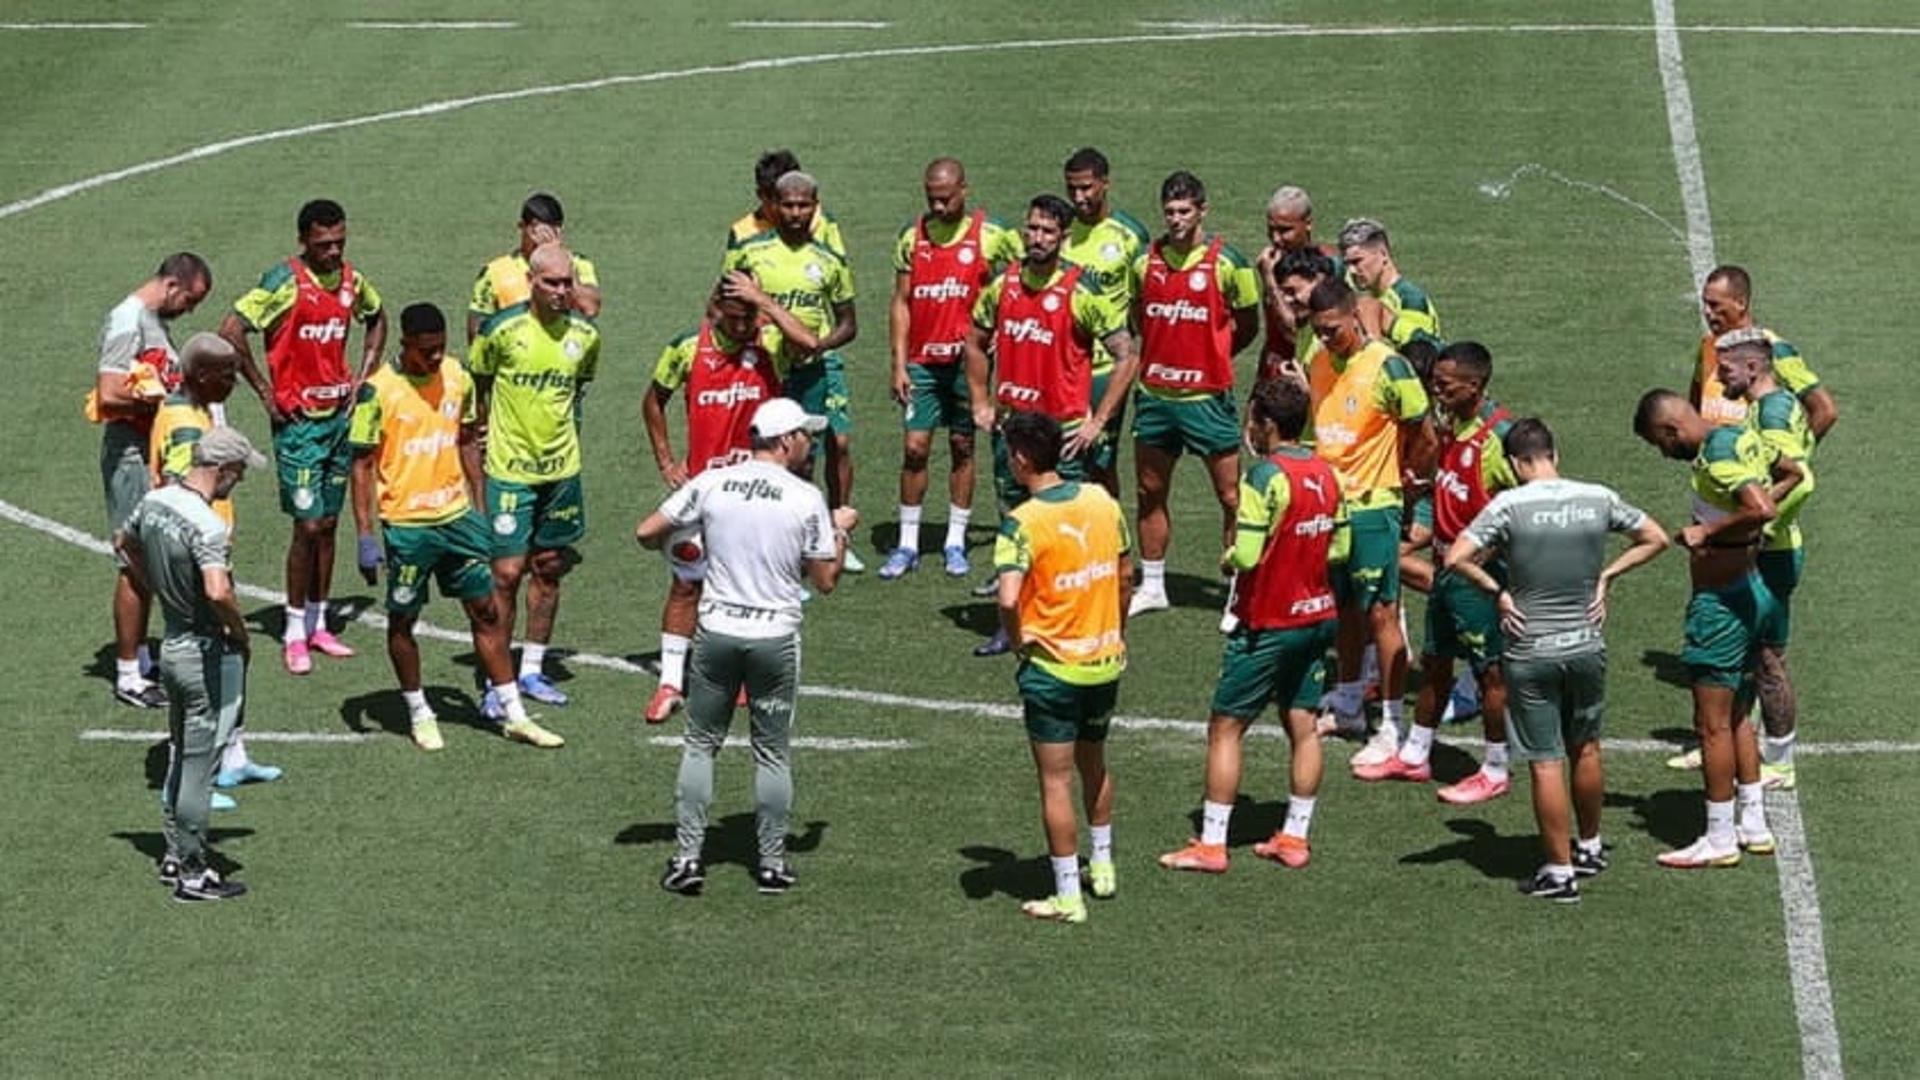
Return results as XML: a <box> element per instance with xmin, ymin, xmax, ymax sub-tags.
<box><xmin>80</xmin><ymin>728</ymin><xmax>373</xmax><ymax>744</ymax></box>
<box><xmin>646</xmin><ymin>735</ymin><xmax>915</xmax><ymax>751</ymax></box>
<box><xmin>1652</xmin><ymin>2</ymin><xmax>1844</xmax><ymax>1075</ymax></box>
<box><xmin>11</xmin><ymin>495</ymin><xmax>1918</xmax><ymax>762</ymax></box>
<box><xmin>0</xmin><ymin>21</ymin><xmax>146</xmax><ymax>30</ymax></box>
<box><xmin>349</xmin><ymin>21</ymin><xmax>520</xmax><ymax>30</ymax></box>
<box><xmin>1139</xmin><ymin>19</ymin><xmax>1920</xmax><ymax>37</ymax></box>
<box><xmin>729</xmin><ymin>20</ymin><xmax>891</xmax><ymax>30</ymax></box>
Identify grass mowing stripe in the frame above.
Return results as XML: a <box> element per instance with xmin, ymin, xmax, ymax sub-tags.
<box><xmin>1652</xmin><ymin>1</ymin><xmax>1845</xmax><ymax>1073</ymax></box>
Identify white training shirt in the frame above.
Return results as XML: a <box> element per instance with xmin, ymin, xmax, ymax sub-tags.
<box><xmin>659</xmin><ymin>458</ymin><xmax>835</xmax><ymax>639</ymax></box>
<box><xmin>98</xmin><ymin>294</ymin><xmax>176</xmax><ymax>376</ymax></box>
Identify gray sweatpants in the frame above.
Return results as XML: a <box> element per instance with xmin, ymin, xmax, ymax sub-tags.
<box><xmin>159</xmin><ymin>635</ymin><xmax>244</xmax><ymax>868</ymax></box>
<box><xmin>675</xmin><ymin>628</ymin><xmax>800</xmax><ymax>862</ymax></box>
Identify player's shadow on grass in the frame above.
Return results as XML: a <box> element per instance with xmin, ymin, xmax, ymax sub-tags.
<box><xmin>1398</xmin><ymin>819</ymin><xmax>1539</xmax><ymax>881</ymax></box>
<box><xmin>1165</xmin><ymin>571</ymin><xmax>1229</xmax><ymax>612</ymax></box>
<box><xmin>938</xmin><ymin>601</ymin><xmax>1000</xmax><ymax>638</ymax></box>
<box><xmin>112</xmin><ymin>829</ymin><xmax>252</xmax><ymax>875</ymax></box>
<box><xmin>1605</xmin><ymin>788</ymin><xmax>1703</xmax><ymax>849</ymax></box>
<box><xmin>445</xmin><ymin>648</ymin><xmax>581</xmax><ymax>688</ymax></box>
<box><xmin>957</xmin><ymin>846</ymin><xmax>1055</xmax><ymax>901</ymax></box>
<box><xmin>615</xmin><ymin>815</ymin><xmax>828</xmax><ymax>870</ymax></box>
<box><xmin>339</xmin><ymin>687</ymin><xmax>495</xmax><ymax>738</ymax></box>
<box><xmin>1187</xmin><ymin>795</ymin><xmax>1282</xmax><ymax>847</ymax></box>
<box><xmin>1639</xmin><ymin>649</ymin><xmax>1695</xmax><ymax>689</ymax></box>
<box><xmin>81</xmin><ymin>644</ymin><xmax>119</xmax><ymax>687</ymax></box>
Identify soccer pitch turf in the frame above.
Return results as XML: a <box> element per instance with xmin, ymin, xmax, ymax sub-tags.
<box><xmin>3</xmin><ymin>1</ymin><xmax>1917</xmax><ymax>1074</ymax></box>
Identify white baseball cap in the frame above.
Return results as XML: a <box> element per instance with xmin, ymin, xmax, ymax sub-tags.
<box><xmin>750</xmin><ymin>398</ymin><xmax>827</xmax><ymax>439</ymax></box>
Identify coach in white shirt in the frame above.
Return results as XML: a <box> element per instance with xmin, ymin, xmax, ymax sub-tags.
<box><xmin>637</xmin><ymin>397</ymin><xmax>858</xmax><ymax>897</ymax></box>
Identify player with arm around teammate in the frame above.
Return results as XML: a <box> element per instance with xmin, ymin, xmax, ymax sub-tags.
<box><xmin>640</xmin><ymin>276</ymin><xmax>810</xmax><ymax>723</ymax></box>
<box><xmin>1160</xmin><ymin>379</ymin><xmax>1345</xmax><ymax>875</ymax></box>
<box><xmin>637</xmin><ymin>399</ymin><xmax>858</xmax><ymax>897</ymax></box>
<box><xmin>1447</xmin><ymin>418</ymin><xmax>1669</xmax><ymax>902</ymax></box>
<box><xmin>349</xmin><ymin>303</ymin><xmax>563</xmax><ymax>750</ymax></box>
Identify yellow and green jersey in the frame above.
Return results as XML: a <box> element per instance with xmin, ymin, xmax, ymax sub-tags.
<box><xmin>349</xmin><ymin>357</ymin><xmax>478</xmax><ymax>526</ymax></box>
<box><xmin>1690</xmin><ymin>424</ymin><xmax>1777</xmax><ymax>526</ymax></box>
<box><xmin>467</xmin><ymin>303</ymin><xmax>600</xmax><ymax>484</ymax></box>
<box><xmin>1694</xmin><ymin>329</ymin><xmax>1822</xmax><ymax>431</ymax></box>
<box><xmin>232</xmin><ymin>261</ymin><xmax>382</xmax><ymax>334</ymax></box>
<box><xmin>149</xmin><ymin>395</ymin><xmax>235</xmax><ymax>530</ymax></box>
<box><xmin>1376</xmin><ymin>278</ymin><xmax>1441</xmax><ymax>349</ymax></box>
<box><xmin>890</xmin><ymin>213</ymin><xmax>1025</xmax><ymax>273</ymax></box>
<box><xmin>1062</xmin><ymin>209</ymin><xmax>1150</xmax><ymax>373</ymax></box>
<box><xmin>1747</xmin><ymin>388</ymin><xmax>1815</xmax><ymax>552</ymax></box>
<box><xmin>469</xmin><ymin>251</ymin><xmax>601</xmax><ymax>322</ymax></box>
<box><xmin>721</xmin><ymin>233</ymin><xmax>855</xmax><ymax>369</ymax></box>
<box><xmin>726</xmin><ymin>208</ymin><xmax>847</xmax><ymax>263</ymax></box>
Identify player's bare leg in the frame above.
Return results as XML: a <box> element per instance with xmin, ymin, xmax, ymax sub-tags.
<box><xmin>111</xmin><ymin>570</ymin><xmax>162</xmax><ymax>706</ymax></box>
<box><xmin>942</xmin><ymin>429</ymin><xmax>976</xmax><ymax>575</ymax></box>
<box><xmin>516</xmin><ymin>547</ymin><xmax>572</xmax><ymax>705</ymax></box>
<box><xmin>1254</xmin><ymin>707</ymin><xmax>1321</xmax><ymax>867</ymax></box>
<box><xmin>1162</xmin><ymin>714</ymin><xmax>1245</xmax><ymax>873</ymax></box>
<box><xmin>1129</xmin><ymin>442</ymin><xmax>1176</xmax><ymax>615</ymax></box>
<box><xmin>1346</xmin><ymin>600</ymin><xmax>1410</xmax><ymax>767</ymax></box>
<box><xmin>827</xmin><ymin>433</ymin><xmax>862</xmax><ymax>572</ymax></box>
<box><xmin>480</xmin><ymin>556</ymin><xmax>562</xmax><ymax>747</ymax></box>
<box><xmin>1024</xmin><ymin>740</ymin><xmax>1088</xmax><ymax>922</ymax></box>
<box><xmin>1756</xmin><ymin>645</ymin><xmax>1798</xmax><ymax>788</ymax></box>
<box><xmin>1659</xmin><ymin>683</ymin><xmax>1762</xmax><ymax>866</ymax></box>
<box><xmin>647</xmin><ymin>579</ymin><xmax>700</xmax><ymax>722</ymax></box>
<box><xmin>883</xmin><ymin>431</ymin><xmax>934</xmax><ymax>579</ymax></box>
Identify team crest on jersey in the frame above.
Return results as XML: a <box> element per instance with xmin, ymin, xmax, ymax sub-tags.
<box><xmin>1345</xmin><ymin>395</ymin><xmax>1358</xmax><ymax>414</ymax></box>
<box><xmin>957</xmin><ymin>247</ymin><xmax>976</xmax><ymax>265</ymax></box>
<box><xmin>293</xmin><ymin>487</ymin><xmax>315</xmax><ymax>511</ymax></box>
<box><xmin>441</xmin><ymin>399</ymin><xmax>460</xmax><ymax>420</ymax></box>
<box><xmin>1188</xmin><ymin>270</ymin><xmax>1209</xmax><ymax>292</ymax></box>
<box><xmin>804</xmin><ymin>262</ymin><xmax>825</xmax><ymax>284</ymax></box>
<box><xmin>563</xmin><ymin>338</ymin><xmax>584</xmax><ymax>361</ymax></box>
<box><xmin>337</xmin><ymin>287</ymin><xmax>354</xmax><ymax>307</ymax></box>
<box><xmin>1041</xmin><ymin>293</ymin><xmax>1062</xmax><ymax>313</ymax></box>
<box><xmin>1461</xmin><ymin>446</ymin><xmax>1476</xmax><ymax>467</ymax></box>
<box><xmin>1100</xmin><ymin>242</ymin><xmax>1121</xmax><ymax>261</ymax></box>
<box><xmin>494</xmin><ymin>512</ymin><xmax>517</xmax><ymax>535</ymax></box>
<box><xmin>392</xmin><ymin>584</ymin><xmax>417</xmax><ymax>606</ymax></box>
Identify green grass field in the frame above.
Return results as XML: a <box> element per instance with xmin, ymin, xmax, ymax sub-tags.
<box><xmin>3</xmin><ymin>2</ymin><xmax>1917</xmax><ymax>1075</ymax></box>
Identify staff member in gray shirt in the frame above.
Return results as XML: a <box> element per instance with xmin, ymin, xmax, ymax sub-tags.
<box><xmin>114</xmin><ymin>428</ymin><xmax>265</xmax><ymax>903</ymax></box>
<box><xmin>1445</xmin><ymin>419</ymin><xmax>1668</xmax><ymax>904</ymax></box>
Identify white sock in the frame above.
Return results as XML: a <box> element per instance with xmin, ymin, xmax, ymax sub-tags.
<box><xmin>135</xmin><ymin>643</ymin><xmax>154</xmax><ymax>678</ymax></box>
<box><xmin>1705</xmin><ymin>798</ymin><xmax>1736</xmax><ymax>846</ymax></box>
<box><xmin>1736</xmin><ymin>781</ymin><xmax>1768</xmax><ymax>832</ymax></box>
<box><xmin>1090</xmin><ymin>824</ymin><xmax>1113</xmax><ymax>864</ymax></box>
<box><xmin>402</xmin><ymin>688</ymin><xmax>430</xmax><ymax>718</ymax></box>
<box><xmin>1399</xmin><ymin>724</ymin><xmax>1434</xmax><ymax>766</ymax></box>
<box><xmin>1763</xmin><ymin>731</ymin><xmax>1796</xmax><ymax>766</ymax></box>
<box><xmin>1283</xmin><ymin>795</ymin><xmax>1316</xmax><ymax>838</ymax></box>
<box><xmin>115</xmin><ymin>658</ymin><xmax>144</xmax><ymax>691</ymax></box>
<box><xmin>220</xmin><ymin>730</ymin><xmax>249</xmax><ymax>774</ymax></box>
<box><xmin>1482</xmin><ymin>740</ymin><xmax>1510</xmax><ymax>780</ymax></box>
<box><xmin>1142</xmin><ymin>559</ymin><xmax>1166</xmax><ymax>593</ymax></box>
<box><xmin>897</xmin><ymin>504</ymin><xmax>922</xmax><ymax>553</ymax></box>
<box><xmin>307</xmin><ymin>600</ymin><xmax>326</xmax><ymax>636</ymax></box>
<box><xmin>1377</xmin><ymin>699</ymin><xmax>1404</xmax><ymax>745</ymax></box>
<box><xmin>1577</xmin><ymin>834</ymin><xmax>1603</xmax><ymax>856</ymax></box>
<box><xmin>493</xmin><ymin>681</ymin><xmax>529</xmax><ymax>724</ymax></box>
<box><xmin>1200</xmin><ymin>800</ymin><xmax>1233</xmax><ymax>846</ymax></box>
<box><xmin>659</xmin><ymin>634</ymin><xmax>690</xmax><ymax>691</ymax></box>
<box><xmin>283</xmin><ymin>606</ymin><xmax>308</xmax><ymax>643</ymax></box>
<box><xmin>1050</xmin><ymin>854</ymin><xmax>1081</xmax><ymax>900</ymax></box>
<box><xmin>944</xmin><ymin>505</ymin><xmax>970</xmax><ymax>550</ymax></box>
<box><xmin>1543</xmin><ymin>861</ymin><xmax>1574</xmax><ymax>881</ymax></box>
<box><xmin>519</xmin><ymin>643</ymin><xmax>546</xmax><ymax>681</ymax></box>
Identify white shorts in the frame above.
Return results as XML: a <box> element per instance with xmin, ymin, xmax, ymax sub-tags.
<box><xmin>667</xmin><ymin>524</ymin><xmax>707</xmax><ymax>584</ymax></box>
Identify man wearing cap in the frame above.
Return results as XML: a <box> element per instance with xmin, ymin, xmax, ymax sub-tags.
<box><xmin>467</xmin><ymin>192</ymin><xmax>603</xmax><ymax>345</ymax></box>
<box><xmin>151</xmin><ymin>332</ymin><xmax>283</xmax><ymax>792</ymax></box>
<box><xmin>94</xmin><ymin>253</ymin><xmax>212</xmax><ymax>709</ymax></box>
<box><xmin>636</xmin><ymin>398</ymin><xmax>858</xmax><ymax>897</ymax></box>
<box><xmin>113</xmin><ymin>427</ymin><xmax>267</xmax><ymax>903</ymax></box>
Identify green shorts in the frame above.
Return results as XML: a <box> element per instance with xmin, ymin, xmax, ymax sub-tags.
<box><xmin>1210</xmin><ymin>621</ymin><xmax>1335</xmax><ymax>721</ymax></box>
<box><xmin>1423</xmin><ymin>567</ymin><xmax>1504</xmax><ymax>673</ymax></box>
<box><xmin>382</xmin><ymin>510</ymin><xmax>496</xmax><ymax>615</ymax></box>
<box><xmin>784</xmin><ymin>352</ymin><xmax>853</xmax><ymax>436</ymax></box>
<box><xmin>485</xmin><ymin>474</ymin><xmax>586</xmax><ymax>558</ymax></box>
<box><xmin>1756</xmin><ymin>548</ymin><xmax>1803</xmax><ymax>648</ymax></box>
<box><xmin>992</xmin><ymin>424</ymin><xmax>1089</xmax><ymax>510</ymax></box>
<box><xmin>1681</xmin><ymin>572</ymin><xmax>1782</xmax><ymax>689</ymax></box>
<box><xmin>1335</xmin><ymin>505</ymin><xmax>1403</xmax><ymax>608</ymax></box>
<box><xmin>1087</xmin><ymin>367</ymin><xmax>1125</xmax><ymax>475</ymax></box>
<box><xmin>1016</xmin><ymin>660</ymin><xmax>1118</xmax><ymax>744</ymax></box>
<box><xmin>1132</xmin><ymin>390</ymin><xmax>1241</xmax><ymax>458</ymax></box>
<box><xmin>904</xmin><ymin>362</ymin><xmax>974</xmax><ymax>435</ymax></box>
<box><xmin>272</xmin><ymin>411</ymin><xmax>352</xmax><ymax>520</ymax></box>
<box><xmin>1504</xmin><ymin>649</ymin><xmax>1607</xmax><ymax>762</ymax></box>
<box><xmin>101</xmin><ymin>421</ymin><xmax>151</xmax><ymax>543</ymax></box>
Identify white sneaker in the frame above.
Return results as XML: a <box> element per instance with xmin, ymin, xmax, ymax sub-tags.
<box><xmin>1665</xmin><ymin>746</ymin><xmax>1703</xmax><ymax>770</ymax></box>
<box><xmin>1736</xmin><ymin>823</ymin><xmax>1777</xmax><ymax>855</ymax></box>
<box><xmin>1350</xmin><ymin>727</ymin><xmax>1400</xmax><ymax>768</ymax></box>
<box><xmin>1656</xmin><ymin>834</ymin><xmax>1741</xmax><ymax>869</ymax></box>
<box><xmin>1128</xmin><ymin>588</ymin><xmax>1170</xmax><ymax>617</ymax></box>
<box><xmin>842</xmin><ymin>548</ymin><xmax>867</xmax><ymax>574</ymax></box>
